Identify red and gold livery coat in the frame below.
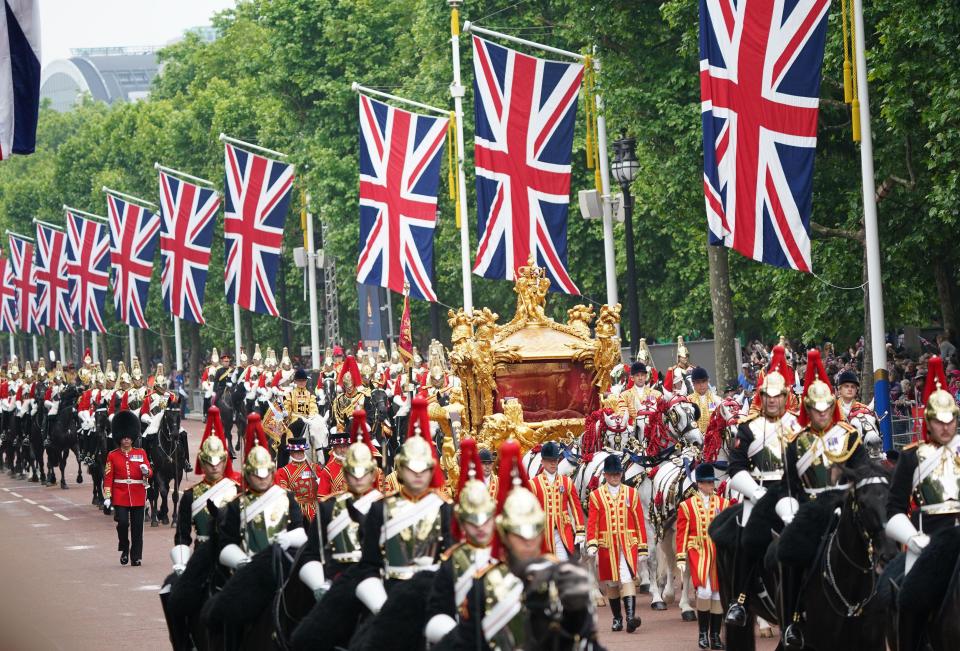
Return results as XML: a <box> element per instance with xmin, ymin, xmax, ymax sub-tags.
<box><xmin>104</xmin><ymin>447</ymin><xmax>152</xmax><ymax>507</ymax></box>
<box><xmin>529</xmin><ymin>473</ymin><xmax>585</xmax><ymax>555</ymax></box>
<box><xmin>675</xmin><ymin>493</ymin><xmax>732</xmax><ymax>590</ymax></box>
<box><xmin>275</xmin><ymin>460</ymin><xmax>321</xmax><ymax>520</ymax></box>
<box><xmin>318</xmin><ymin>457</ymin><xmax>346</xmax><ymax>498</ymax></box>
<box><xmin>586</xmin><ymin>484</ymin><xmax>647</xmax><ymax>582</ymax></box>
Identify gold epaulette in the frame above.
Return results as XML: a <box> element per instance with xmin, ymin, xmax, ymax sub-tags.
<box><xmin>738</xmin><ymin>411</ymin><xmax>759</xmax><ymax>425</ymax></box>
<box><xmin>475</xmin><ymin>560</ymin><xmax>502</xmax><ymax>579</ymax></box>
<box><xmin>902</xmin><ymin>441</ymin><xmax>919</xmax><ymax>452</ymax></box>
<box><xmin>433</xmin><ymin>488</ymin><xmax>454</xmax><ymax>504</ymax></box>
<box><xmin>837</xmin><ymin>421</ymin><xmax>858</xmax><ymax>434</ymax></box>
<box><xmin>440</xmin><ymin>541</ymin><xmax>465</xmax><ymax>562</ymax></box>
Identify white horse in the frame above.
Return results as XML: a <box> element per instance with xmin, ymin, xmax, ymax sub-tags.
<box><xmin>848</xmin><ymin>408</ymin><xmax>883</xmax><ymax>459</ymax></box>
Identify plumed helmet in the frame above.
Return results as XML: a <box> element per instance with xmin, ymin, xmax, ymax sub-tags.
<box><xmin>131</xmin><ymin>357</ymin><xmax>142</xmax><ymax>381</ymax></box>
<box><xmin>238</xmin><ymin>347</ymin><xmax>248</xmax><ymax>366</ymax></box>
<box><xmin>112</xmin><ymin>410</ymin><xmax>141</xmax><ymax>443</ymax></box>
<box><xmin>395</xmin><ymin>435</ymin><xmax>436</xmax><ymax>474</ymax></box>
<box><xmin>199</xmin><ymin>435</ymin><xmax>227</xmax><ymax>467</ymax></box>
<box><xmin>694</xmin><ymin>463</ymin><xmax>717</xmax><ymax>483</ymax></box>
<box><xmin>37</xmin><ymin>358</ymin><xmax>47</xmax><ymax>378</ymax></box>
<box><xmin>798</xmin><ymin>349</ymin><xmax>839</xmax><ymax>427</ymax></box>
<box><xmin>924</xmin><ymin>356</ymin><xmax>959</xmax><ymax>431</ymax></box>
<box><xmin>252</xmin><ymin>344</ymin><xmax>263</xmax><ymax>366</ymax></box>
<box><xmin>154</xmin><ymin>363</ymin><xmax>167</xmax><ymax>389</ymax></box>
<box><xmin>760</xmin><ymin>371</ymin><xmax>788</xmax><ymax>397</ymax></box>
<box><xmin>210</xmin><ymin>347</ymin><xmax>219</xmax><ymax>365</ymax></box>
<box><xmin>803</xmin><ymin>380</ymin><xmax>835</xmax><ymax>413</ymax></box>
<box><xmin>457</xmin><ymin>479</ymin><xmax>496</xmax><ymax>527</ymax></box>
<box><xmin>23</xmin><ymin>362</ymin><xmax>33</xmax><ymax>380</ymax></box>
<box><xmin>280</xmin><ymin>347</ymin><xmax>292</xmax><ymax>371</ymax></box>
<box><xmin>497</xmin><ymin>487</ymin><xmax>544</xmax><ymax>540</ymax></box>
<box><xmin>343</xmin><ymin>442</ymin><xmax>378</xmax><ymax>479</ymax></box>
<box><xmin>105</xmin><ymin>359</ymin><xmax>116</xmax><ymax>384</ymax></box>
<box><xmin>244</xmin><ymin>445</ymin><xmax>275</xmax><ymax>479</ymax></box>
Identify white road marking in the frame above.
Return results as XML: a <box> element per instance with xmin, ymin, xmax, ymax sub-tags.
<box><xmin>0</xmin><ymin>499</ymin><xmax>18</xmax><ymax>504</ymax></box>
<box><xmin>65</xmin><ymin>545</ymin><xmax>94</xmax><ymax>550</ymax></box>
<box><xmin>23</xmin><ymin>498</ymin><xmax>36</xmax><ymax>504</ymax></box>
<box><xmin>38</xmin><ymin>505</ymin><xmax>53</xmax><ymax>512</ymax></box>
<box><xmin>31</xmin><ymin>523</ymin><xmax>51</xmax><ymax>528</ymax></box>
<box><xmin>2</xmin><ymin>487</ymin><xmax>10</xmax><ymax>492</ymax></box>
<box><xmin>135</xmin><ymin>585</ymin><xmax>161</xmax><ymax>591</ymax></box>
<box><xmin>10</xmin><ymin>492</ymin><xmax>22</xmax><ymax>497</ymax></box>
<box><xmin>54</xmin><ymin>513</ymin><xmax>69</xmax><ymax>521</ymax></box>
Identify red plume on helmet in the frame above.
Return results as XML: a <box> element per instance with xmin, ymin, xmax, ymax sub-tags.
<box><xmin>350</xmin><ymin>408</ymin><xmax>377</xmax><ymax>455</ymax></box>
<box><xmin>922</xmin><ymin>356</ymin><xmax>950</xmax><ymax>441</ymax></box>
<box><xmin>408</xmin><ymin>396</ymin><xmax>444</xmax><ymax>488</ymax></box>
<box><xmin>337</xmin><ymin>355</ymin><xmax>362</xmax><ymax>388</ymax></box>
<box><xmin>798</xmin><ymin>348</ymin><xmax>840</xmax><ymax>427</ymax></box>
<box><xmin>244</xmin><ymin>412</ymin><xmax>270</xmax><ymax>453</ymax></box>
<box><xmin>751</xmin><ymin>344</ymin><xmax>795</xmax><ymax>411</ymax></box>
<box><xmin>492</xmin><ymin>438</ymin><xmax>529</xmax><ymax>559</ymax></box>
<box><xmin>451</xmin><ymin>437</ymin><xmax>484</xmax><ymax>540</ymax></box>
<box><xmin>195</xmin><ymin>406</ymin><xmax>238</xmax><ymax>479</ymax></box>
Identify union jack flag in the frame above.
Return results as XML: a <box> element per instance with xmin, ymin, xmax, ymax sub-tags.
<box><xmin>65</xmin><ymin>211</ymin><xmax>110</xmax><ymax>333</ymax></box>
<box><xmin>7</xmin><ymin>234</ymin><xmax>41</xmax><ymax>334</ymax></box>
<box><xmin>34</xmin><ymin>223</ymin><xmax>74</xmax><ymax>333</ymax></box>
<box><xmin>0</xmin><ymin>255</ymin><xmax>16</xmax><ymax>333</ymax></box>
<box><xmin>223</xmin><ymin>142</ymin><xmax>294</xmax><ymax>316</ymax></box>
<box><xmin>107</xmin><ymin>195</ymin><xmax>161</xmax><ymax>328</ymax></box>
<box><xmin>159</xmin><ymin>171</ymin><xmax>221</xmax><ymax>324</ymax></box>
<box><xmin>699</xmin><ymin>0</ymin><xmax>831</xmax><ymax>272</ymax></box>
<box><xmin>471</xmin><ymin>36</ymin><xmax>583</xmax><ymax>295</ymax></box>
<box><xmin>357</xmin><ymin>94</ymin><xmax>447</xmax><ymax>302</ymax></box>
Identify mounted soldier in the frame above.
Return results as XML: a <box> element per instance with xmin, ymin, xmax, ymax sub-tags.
<box><xmin>885</xmin><ymin>355</ymin><xmax>960</xmax><ymax>651</ymax></box>
<box><xmin>333</xmin><ymin>355</ymin><xmax>369</xmax><ymax>433</ymax></box>
<box><xmin>722</xmin><ymin>345</ymin><xmax>802</xmax><ymax>628</ymax></box>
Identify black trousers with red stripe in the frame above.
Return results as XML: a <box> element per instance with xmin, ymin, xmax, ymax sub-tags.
<box><xmin>114</xmin><ymin>505</ymin><xmax>145</xmax><ymax>561</ymax></box>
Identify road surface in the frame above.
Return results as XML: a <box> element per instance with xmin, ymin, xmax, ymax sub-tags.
<box><xmin>0</xmin><ymin>418</ymin><xmax>776</xmax><ymax>650</ymax></box>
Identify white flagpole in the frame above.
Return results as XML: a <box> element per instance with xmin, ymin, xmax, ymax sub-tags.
<box><xmin>233</xmin><ymin>304</ymin><xmax>242</xmax><ymax>360</ymax></box>
<box><xmin>852</xmin><ymin>0</ymin><xmax>890</xmax><ymax>449</ymax></box>
<box><xmin>92</xmin><ymin>332</ymin><xmax>99</xmax><ymax>364</ymax></box>
<box><xmin>32</xmin><ymin>335</ymin><xmax>38</xmax><ymax>361</ymax></box>
<box><xmin>595</xmin><ymin>88</ymin><xmax>619</xmax><ymax>312</ymax></box>
<box><xmin>128</xmin><ymin>326</ymin><xmax>136</xmax><ymax>364</ymax></box>
<box><xmin>58</xmin><ymin>332</ymin><xmax>65</xmax><ymax>363</ymax></box>
<box><xmin>449</xmin><ymin>1</ymin><xmax>474</xmax><ymax>314</ymax></box>
<box><xmin>305</xmin><ymin>194</ymin><xmax>321</xmax><ymax>370</ymax></box>
<box><xmin>8</xmin><ymin>334</ymin><xmax>13</xmax><ymax>359</ymax></box>
<box><xmin>174</xmin><ymin>316</ymin><xmax>183</xmax><ymax>376</ymax></box>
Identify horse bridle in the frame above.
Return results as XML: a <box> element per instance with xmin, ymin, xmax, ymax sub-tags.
<box><xmin>155</xmin><ymin>407</ymin><xmax>181</xmax><ymax>464</ymax></box>
<box><xmin>821</xmin><ymin>475</ymin><xmax>888</xmax><ymax>618</ymax></box>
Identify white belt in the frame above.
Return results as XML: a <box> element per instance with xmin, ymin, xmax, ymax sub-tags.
<box><xmin>196</xmin><ymin>535</ymin><xmax>210</xmax><ymax>543</ymax></box>
<box><xmin>385</xmin><ymin>562</ymin><xmax>439</xmax><ymax>579</ymax></box>
<box><xmin>114</xmin><ymin>478</ymin><xmax>146</xmax><ymax>485</ymax></box>
<box><xmin>920</xmin><ymin>500</ymin><xmax>960</xmax><ymax>515</ymax></box>
<box><xmin>332</xmin><ymin>551</ymin><xmax>362</xmax><ymax>562</ymax></box>
<box><xmin>803</xmin><ymin>483</ymin><xmax>851</xmax><ymax>496</ymax></box>
<box><xmin>752</xmin><ymin>470</ymin><xmax>783</xmax><ymax>481</ymax></box>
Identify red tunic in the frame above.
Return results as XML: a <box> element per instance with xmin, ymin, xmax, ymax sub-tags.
<box><xmin>318</xmin><ymin>457</ymin><xmax>345</xmax><ymax>497</ymax></box>
<box><xmin>675</xmin><ymin>493</ymin><xmax>732</xmax><ymax>590</ymax></box>
<box><xmin>275</xmin><ymin>460</ymin><xmax>321</xmax><ymax>520</ymax></box>
<box><xmin>586</xmin><ymin>484</ymin><xmax>647</xmax><ymax>582</ymax></box>
<box><xmin>104</xmin><ymin>447</ymin><xmax>152</xmax><ymax>507</ymax></box>
<box><xmin>529</xmin><ymin>473</ymin><xmax>585</xmax><ymax>555</ymax></box>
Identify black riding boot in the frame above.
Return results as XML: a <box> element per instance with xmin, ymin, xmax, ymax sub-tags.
<box><xmin>624</xmin><ymin>595</ymin><xmax>641</xmax><ymax>633</ymax></box>
<box><xmin>781</xmin><ymin>566</ymin><xmax>805</xmax><ymax>650</ymax></box>
<box><xmin>725</xmin><ymin>550</ymin><xmax>751</xmax><ymax>626</ymax></box>
<box><xmin>697</xmin><ymin>610</ymin><xmax>710</xmax><ymax>649</ymax></box>
<box><xmin>710</xmin><ymin>613</ymin><xmax>725</xmax><ymax>649</ymax></box>
<box><xmin>609</xmin><ymin>597</ymin><xmax>623</xmax><ymax>631</ymax></box>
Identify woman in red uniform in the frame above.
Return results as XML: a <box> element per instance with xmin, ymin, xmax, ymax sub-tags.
<box><xmin>103</xmin><ymin>410</ymin><xmax>152</xmax><ymax>566</ymax></box>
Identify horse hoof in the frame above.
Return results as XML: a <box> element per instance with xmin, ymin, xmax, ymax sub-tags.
<box><xmin>91</xmin><ymin>497</ymin><xmax>99</xmax><ymax>505</ymax></box>
<box><xmin>77</xmin><ymin>476</ymin><xmax>83</xmax><ymax>484</ymax></box>
<box><xmin>638</xmin><ymin>583</ymin><xmax>650</xmax><ymax>594</ymax></box>
<box><xmin>151</xmin><ymin>521</ymin><xmax>159</xmax><ymax>528</ymax></box>
<box><xmin>681</xmin><ymin>610</ymin><xmax>697</xmax><ymax>622</ymax></box>
<box><xmin>651</xmin><ymin>602</ymin><xmax>667</xmax><ymax>611</ymax></box>
<box><xmin>29</xmin><ymin>476</ymin><xmax>38</xmax><ymax>483</ymax></box>
<box><xmin>61</xmin><ymin>481</ymin><xmax>68</xmax><ymax>489</ymax></box>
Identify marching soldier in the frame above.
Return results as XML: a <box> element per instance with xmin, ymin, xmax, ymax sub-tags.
<box><xmin>354</xmin><ymin>398</ymin><xmax>452</xmax><ymax>621</ymax></box>
<box><xmin>103</xmin><ymin>410</ymin><xmax>153</xmax><ymax>566</ymax></box>
<box><xmin>318</xmin><ymin>430</ymin><xmax>351</xmax><ymax>498</ymax></box>
<box><xmin>676</xmin><ymin>463</ymin><xmax>731</xmax><ymax>650</ymax></box>
<box><xmin>140</xmin><ymin>364</ymin><xmax>174</xmax><ymax>441</ymax></box>
<box><xmin>204</xmin><ymin>444</ymin><xmax>307</xmax><ymax>649</ymax></box>
<box><xmin>618</xmin><ymin>361</ymin><xmax>662</xmax><ymax>427</ymax></box>
<box><xmin>836</xmin><ymin>369</ymin><xmax>871</xmax><ymax>421</ymax></box>
<box><xmin>886</xmin><ymin>356</ymin><xmax>960</xmax><ymax>651</ymax></box>
<box><xmin>689</xmin><ymin>366</ymin><xmax>722</xmax><ymax>435</ymax></box>
<box><xmin>200</xmin><ymin>348</ymin><xmax>219</xmax><ymax>419</ymax></box>
<box><xmin>275</xmin><ymin>436</ymin><xmax>321</xmax><ymax>521</ymax></box>
<box><xmin>529</xmin><ymin>440</ymin><xmax>585</xmax><ymax>560</ymax></box>
<box><xmin>424</xmin><ymin>438</ymin><xmax>498</xmax><ymax>645</ymax></box>
<box><xmin>333</xmin><ymin>355</ymin><xmax>369</xmax><ymax>432</ymax></box>
<box><xmin>776</xmin><ymin>349</ymin><xmax>869</xmax><ymax>649</ymax></box>
<box><xmin>586</xmin><ymin>456</ymin><xmax>647</xmax><ymax>633</ymax></box>
<box><xmin>723</xmin><ymin>350</ymin><xmax>802</xmax><ymax>628</ymax></box>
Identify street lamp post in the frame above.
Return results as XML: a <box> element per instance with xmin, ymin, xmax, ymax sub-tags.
<box><xmin>612</xmin><ymin>134</ymin><xmax>641</xmax><ymax>356</ymax></box>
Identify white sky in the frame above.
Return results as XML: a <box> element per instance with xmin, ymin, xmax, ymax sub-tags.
<box><xmin>39</xmin><ymin>0</ymin><xmax>237</xmax><ymax>67</ymax></box>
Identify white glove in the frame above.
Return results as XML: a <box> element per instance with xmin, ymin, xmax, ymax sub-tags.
<box><xmin>586</xmin><ymin>545</ymin><xmax>598</xmax><ymax>557</ymax></box>
<box><xmin>356</xmin><ymin>577</ymin><xmax>388</xmax><ymax>615</ymax></box>
<box><xmin>170</xmin><ymin>544</ymin><xmax>192</xmax><ymax>574</ymax></box>
<box><xmin>907</xmin><ymin>534</ymin><xmax>930</xmax><ymax>555</ymax></box>
<box><xmin>424</xmin><ymin>614</ymin><xmax>457</xmax><ymax>644</ymax></box>
<box><xmin>139</xmin><ymin>463</ymin><xmax>150</xmax><ymax>476</ymax></box>
<box><xmin>44</xmin><ymin>400</ymin><xmax>54</xmax><ymax>410</ymax></box>
<box><xmin>103</xmin><ymin>498</ymin><xmax>111</xmax><ymax>510</ymax></box>
<box><xmin>275</xmin><ymin>527</ymin><xmax>308</xmax><ymax>550</ymax></box>
<box><xmin>140</xmin><ymin>412</ymin><xmax>151</xmax><ymax>424</ymax></box>
<box><xmin>730</xmin><ymin>470</ymin><xmax>768</xmax><ymax>502</ymax></box>
<box><xmin>574</xmin><ymin>533</ymin><xmax>585</xmax><ymax>547</ymax></box>
<box><xmin>638</xmin><ymin>553</ymin><xmax>649</xmax><ymax>562</ymax></box>
<box><xmin>775</xmin><ymin>496</ymin><xmax>800</xmax><ymax>524</ymax></box>
<box><xmin>219</xmin><ymin>544</ymin><xmax>250</xmax><ymax>569</ymax></box>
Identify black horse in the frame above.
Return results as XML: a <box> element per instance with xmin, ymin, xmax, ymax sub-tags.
<box><xmin>84</xmin><ymin>406</ymin><xmax>112</xmax><ymax>505</ymax></box>
<box><xmin>46</xmin><ymin>384</ymin><xmax>84</xmax><ymax>489</ymax></box>
<box><xmin>774</xmin><ymin>463</ymin><xmax>895</xmax><ymax>651</ymax></box>
<box><xmin>147</xmin><ymin>406</ymin><xmax>187</xmax><ymax>527</ymax></box>
<box><xmin>228</xmin><ymin>382</ymin><xmax>249</xmax><ymax>453</ymax></box>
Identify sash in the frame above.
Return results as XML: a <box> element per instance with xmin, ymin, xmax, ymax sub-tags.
<box><xmin>192</xmin><ymin>478</ymin><xmax>238</xmax><ymax>519</ymax></box>
<box><xmin>327</xmin><ymin>490</ymin><xmax>382</xmax><ymax>541</ymax></box>
<box><xmin>745</xmin><ymin>417</ymin><xmax>796</xmax><ymax>458</ymax></box>
<box><xmin>796</xmin><ymin>439</ymin><xmax>820</xmax><ymax>477</ymax></box>
<box><xmin>481</xmin><ymin>574</ymin><xmax>524</xmax><ymax>642</ymax></box>
<box><xmin>243</xmin><ymin>485</ymin><xmax>288</xmax><ymax>524</ymax></box>
<box><xmin>382</xmin><ymin>492</ymin><xmax>444</xmax><ymax>544</ymax></box>
<box><xmin>454</xmin><ymin>551</ymin><xmax>492</xmax><ymax>605</ymax></box>
<box><xmin>914</xmin><ymin>447</ymin><xmax>950</xmax><ymax>487</ymax></box>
